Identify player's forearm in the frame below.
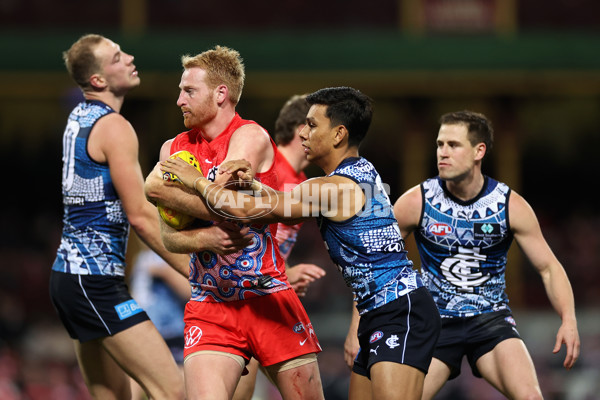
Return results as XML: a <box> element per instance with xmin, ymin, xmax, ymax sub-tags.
<box><xmin>160</xmin><ymin>221</ymin><xmax>202</xmax><ymax>254</ymax></box>
<box><xmin>128</xmin><ymin>208</ymin><xmax>190</xmax><ymax>277</ymax></box>
<box><xmin>542</xmin><ymin>264</ymin><xmax>577</xmax><ymax>323</ymax></box>
<box><xmin>194</xmin><ymin>177</ymin><xmax>283</xmax><ymax>223</ymax></box>
<box><xmin>148</xmin><ymin>176</ymin><xmax>218</xmax><ymax>221</ymax></box>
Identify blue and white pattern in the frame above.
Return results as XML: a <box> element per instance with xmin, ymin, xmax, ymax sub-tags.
<box><xmin>414</xmin><ymin>177</ymin><xmax>514</xmax><ymax>317</ymax></box>
<box><xmin>52</xmin><ymin>101</ymin><xmax>129</xmax><ymax>276</ymax></box>
<box><xmin>318</xmin><ymin>157</ymin><xmax>423</xmax><ymax>315</ymax></box>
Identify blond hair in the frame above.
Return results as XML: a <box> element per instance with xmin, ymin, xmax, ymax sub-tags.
<box><xmin>63</xmin><ymin>34</ymin><xmax>106</xmax><ymax>90</ymax></box>
<box><xmin>181</xmin><ymin>46</ymin><xmax>245</xmax><ymax>105</ymax></box>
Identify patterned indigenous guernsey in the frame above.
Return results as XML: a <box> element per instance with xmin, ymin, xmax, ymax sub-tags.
<box><xmin>318</xmin><ymin>157</ymin><xmax>423</xmax><ymax>315</ymax></box>
<box><xmin>53</xmin><ymin>100</ymin><xmax>129</xmax><ymax>276</ymax></box>
<box><xmin>273</xmin><ymin>150</ymin><xmax>307</xmax><ymax>260</ymax></box>
<box><xmin>414</xmin><ymin>177</ymin><xmax>514</xmax><ymax>318</ymax></box>
<box><xmin>171</xmin><ymin>113</ymin><xmax>289</xmax><ymax>302</ymax></box>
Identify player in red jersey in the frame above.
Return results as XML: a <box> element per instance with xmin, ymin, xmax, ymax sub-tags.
<box><xmin>144</xmin><ymin>47</ymin><xmax>324</xmax><ymax>400</ymax></box>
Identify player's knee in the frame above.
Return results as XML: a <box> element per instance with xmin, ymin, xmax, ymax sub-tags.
<box><xmin>148</xmin><ymin>377</ymin><xmax>185</xmax><ymax>400</ymax></box>
<box><xmin>514</xmin><ymin>387</ymin><xmax>543</xmax><ymax>400</ymax></box>
<box><xmin>88</xmin><ymin>383</ymin><xmax>131</xmax><ymax>400</ymax></box>
<box><xmin>160</xmin><ymin>387</ymin><xmax>186</xmax><ymax>400</ymax></box>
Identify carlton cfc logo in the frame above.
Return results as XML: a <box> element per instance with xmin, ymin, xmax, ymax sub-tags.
<box><xmin>428</xmin><ymin>223</ymin><xmax>453</xmax><ymax>236</ymax></box>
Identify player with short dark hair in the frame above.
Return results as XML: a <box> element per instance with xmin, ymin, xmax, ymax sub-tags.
<box><xmin>393</xmin><ymin>110</ymin><xmax>580</xmax><ymax>399</ymax></box>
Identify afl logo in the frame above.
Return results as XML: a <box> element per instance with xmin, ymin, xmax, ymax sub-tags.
<box><xmin>428</xmin><ymin>223</ymin><xmax>453</xmax><ymax>236</ymax></box>
<box><xmin>293</xmin><ymin>322</ymin><xmax>305</xmax><ymax>334</ymax></box>
<box><xmin>370</xmin><ymin>331</ymin><xmax>383</xmax><ymax>343</ymax></box>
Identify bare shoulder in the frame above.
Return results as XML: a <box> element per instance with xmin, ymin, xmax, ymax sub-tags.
<box><xmin>226</xmin><ymin>123</ymin><xmax>274</xmax><ymax>171</ymax></box>
<box><xmin>230</xmin><ymin>123</ymin><xmax>271</xmax><ymax>148</ymax></box>
<box><xmin>508</xmin><ymin>189</ymin><xmax>538</xmax><ymax>232</ymax></box>
<box><xmin>160</xmin><ymin>138</ymin><xmax>175</xmax><ymax>161</ymax></box>
<box><xmin>89</xmin><ymin>113</ymin><xmax>137</xmax><ymax>162</ymax></box>
<box><xmin>393</xmin><ymin>184</ymin><xmax>422</xmax><ymax>234</ymax></box>
<box><xmin>95</xmin><ymin>112</ymin><xmax>135</xmax><ymax>137</ymax></box>
<box><xmin>394</xmin><ymin>184</ymin><xmax>422</xmax><ymax>214</ymax></box>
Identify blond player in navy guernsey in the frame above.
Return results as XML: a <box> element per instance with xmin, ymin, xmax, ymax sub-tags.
<box><xmin>50</xmin><ymin>34</ymin><xmax>194</xmax><ymax>400</ymax></box>
<box><xmin>393</xmin><ymin>110</ymin><xmax>580</xmax><ymax>400</ymax></box>
<box><xmin>160</xmin><ymin>87</ymin><xmax>442</xmax><ymax>400</ymax></box>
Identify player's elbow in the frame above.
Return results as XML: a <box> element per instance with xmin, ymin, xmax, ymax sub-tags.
<box><xmin>127</xmin><ymin>212</ymin><xmax>152</xmax><ymax>237</ymax></box>
<box><xmin>144</xmin><ymin>173</ymin><xmax>169</xmax><ymax>204</ymax></box>
<box><xmin>144</xmin><ymin>180</ymin><xmax>161</xmax><ymax>203</ymax></box>
<box><xmin>162</xmin><ymin>238</ymin><xmax>182</xmax><ymax>253</ymax></box>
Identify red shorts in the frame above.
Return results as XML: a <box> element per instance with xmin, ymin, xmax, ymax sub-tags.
<box><xmin>183</xmin><ymin>289</ymin><xmax>321</xmax><ymax>367</ymax></box>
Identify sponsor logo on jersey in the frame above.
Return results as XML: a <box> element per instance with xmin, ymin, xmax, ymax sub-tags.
<box><xmin>428</xmin><ymin>222</ymin><xmax>453</xmax><ymax>236</ymax></box>
<box><xmin>114</xmin><ymin>299</ymin><xmax>143</xmax><ymax>320</ymax></box>
<box><xmin>474</xmin><ymin>222</ymin><xmax>501</xmax><ymax>239</ymax></box>
<box><xmin>370</xmin><ymin>331</ymin><xmax>384</xmax><ymax>343</ymax></box>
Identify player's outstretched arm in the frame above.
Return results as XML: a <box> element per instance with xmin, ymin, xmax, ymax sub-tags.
<box><xmin>509</xmin><ymin>191</ymin><xmax>580</xmax><ymax>369</ymax></box>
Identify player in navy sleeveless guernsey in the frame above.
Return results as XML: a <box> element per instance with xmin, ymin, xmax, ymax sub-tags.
<box><xmin>50</xmin><ymin>34</ymin><xmax>189</xmax><ymax>399</ymax></box>
<box><xmin>394</xmin><ymin>110</ymin><xmax>580</xmax><ymax>399</ymax></box>
<box><xmin>161</xmin><ymin>86</ymin><xmax>442</xmax><ymax>400</ymax></box>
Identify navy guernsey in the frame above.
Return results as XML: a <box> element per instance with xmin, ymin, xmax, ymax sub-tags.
<box><xmin>414</xmin><ymin>176</ymin><xmax>514</xmax><ymax>318</ymax></box>
<box><xmin>318</xmin><ymin>157</ymin><xmax>423</xmax><ymax>315</ymax></box>
<box><xmin>52</xmin><ymin>100</ymin><xmax>129</xmax><ymax>276</ymax></box>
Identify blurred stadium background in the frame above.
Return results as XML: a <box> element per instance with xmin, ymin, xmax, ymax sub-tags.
<box><xmin>1</xmin><ymin>1</ymin><xmax>599</xmax><ymax>398</ymax></box>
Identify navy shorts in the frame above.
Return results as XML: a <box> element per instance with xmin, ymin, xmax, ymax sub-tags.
<box><xmin>434</xmin><ymin>310</ymin><xmax>522</xmax><ymax>379</ymax></box>
<box><xmin>352</xmin><ymin>287</ymin><xmax>441</xmax><ymax>378</ymax></box>
<box><xmin>49</xmin><ymin>270</ymin><xmax>149</xmax><ymax>342</ymax></box>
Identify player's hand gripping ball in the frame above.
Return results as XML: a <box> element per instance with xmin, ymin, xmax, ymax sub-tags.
<box><xmin>162</xmin><ymin>150</ymin><xmax>201</xmax><ymax>183</ymax></box>
<box><xmin>157</xmin><ymin>151</ymin><xmax>201</xmax><ymax>230</ymax></box>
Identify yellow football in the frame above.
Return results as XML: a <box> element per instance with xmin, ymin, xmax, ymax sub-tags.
<box><xmin>162</xmin><ymin>150</ymin><xmax>201</xmax><ymax>183</ymax></box>
<box><xmin>157</xmin><ymin>202</ymin><xmax>196</xmax><ymax>230</ymax></box>
<box><xmin>157</xmin><ymin>150</ymin><xmax>201</xmax><ymax>230</ymax></box>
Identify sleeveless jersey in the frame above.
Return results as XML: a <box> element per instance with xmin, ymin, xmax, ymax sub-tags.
<box><xmin>171</xmin><ymin>113</ymin><xmax>289</xmax><ymax>302</ymax></box>
<box><xmin>273</xmin><ymin>150</ymin><xmax>307</xmax><ymax>261</ymax></box>
<box><xmin>317</xmin><ymin>157</ymin><xmax>423</xmax><ymax>315</ymax></box>
<box><xmin>414</xmin><ymin>176</ymin><xmax>514</xmax><ymax>318</ymax></box>
<box><xmin>52</xmin><ymin>100</ymin><xmax>129</xmax><ymax>276</ymax></box>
